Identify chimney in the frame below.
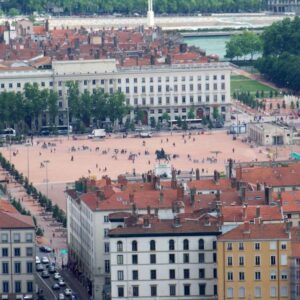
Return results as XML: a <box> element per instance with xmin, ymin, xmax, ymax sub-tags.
<box><xmin>228</xmin><ymin>158</ymin><xmax>233</xmax><ymax>179</ymax></box>
<box><xmin>231</xmin><ymin>178</ymin><xmax>237</xmax><ymax>189</ymax></box>
<box><xmin>154</xmin><ymin>208</ymin><xmax>159</xmax><ymax>216</ymax></box>
<box><xmin>240</xmin><ymin>186</ymin><xmax>246</xmax><ymax>203</ymax></box>
<box><xmin>147</xmin><ymin>205</ymin><xmax>151</xmax><ymax>215</ymax></box>
<box><xmin>173</xmin><ymin>216</ymin><xmax>181</xmax><ymax>227</ymax></box>
<box><xmin>285</xmin><ymin>221</ymin><xmax>292</xmax><ymax>233</ymax></box>
<box><xmin>215</xmin><ymin>190</ymin><xmax>221</xmax><ymax>202</ymax></box>
<box><xmin>129</xmin><ymin>193</ymin><xmax>134</xmax><ymax>204</ymax></box>
<box><xmin>159</xmin><ymin>191</ymin><xmax>164</xmax><ymax>203</ymax></box>
<box><xmin>213</xmin><ymin>170</ymin><xmax>219</xmax><ymax>183</ymax></box>
<box><xmin>196</xmin><ymin>168</ymin><xmax>200</xmax><ymax>180</ymax></box>
<box><xmin>256</xmin><ymin>206</ymin><xmax>260</xmax><ymax>218</ymax></box>
<box><xmin>256</xmin><ymin>182</ymin><xmax>261</xmax><ymax>191</ymax></box>
<box><xmin>132</xmin><ymin>203</ymin><xmax>137</xmax><ymax>215</ymax></box>
<box><xmin>242</xmin><ymin>204</ymin><xmax>247</xmax><ymax>220</ymax></box>
<box><xmin>204</xmin><ymin>215</ymin><xmax>210</xmax><ymax>226</ymax></box>
<box><xmin>264</xmin><ymin>186</ymin><xmax>271</xmax><ymax>205</ymax></box>
<box><xmin>179</xmin><ymin>43</ymin><xmax>187</xmax><ymax>53</ymax></box>
<box><xmin>165</xmin><ymin>54</ymin><xmax>172</xmax><ymax>65</ymax></box>
<box><xmin>143</xmin><ymin>217</ymin><xmax>150</xmax><ymax>228</ymax></box>
<box><xmin>190</xmin><ymin>188</ymin><xmax>196</xmax><ymax>206</ymax></box>
<box><xmin>177</xmin><ymin>185</ymin><xmax>184</xmax><ymax>201</ymax></box>
<box><xmin>243</xmin><ymin>221</ymin><xmax>250</xmax><ymax>234</ymax></box>
<box><xmin>171</xmin><ymin>169</ymin><xmax>177</xmax><ymax>189</ymax></box>
<box><xmin>150</xmin><ymin>54</ymin><xmax>155</xmax><ymax>65</ymax></box>
<box><xmin>105</xmin><ymin>177</ymin><xmax>111</xmax><ymax>186</ymax></box>
<box><xmin>236</xmin><ymin>166</ymin><xmax>242</xmax><ymax>180</ymax></box>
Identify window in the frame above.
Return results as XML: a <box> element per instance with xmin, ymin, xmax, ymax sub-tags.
<box><xmin>213</xmin><ymin>83</ymin><xmax>217</xmax><ymax>90</ymax></box>
<box><xmin>27</xmin><ymin>262</ymin><xmax>33</xmax><ymax>273</ymax></box>
<box><xmin>239</xmin><ymin>287</ymin><xmax>245</xmax><ymax>298</ymax></box>
<box><xmin>118</xmin><ymin>286</ymin><xmax>124</xmax><ymax>297</ymax></box>
<box><xmin>255</xmin><ymin>287</ymin><xmax>261</xmax><ymax>298</ymax></box>
<box><xmin>213</xmin><ymin>241</ymin><xmax>217</xmax><ymax>250</ymax></box>
<box><xmin>199</xmin><ymin>268</ymin><xmax>205</xmax><ymax>279</ymax></box>
<box><xmin>280</xmin><ymin>286</ymin><xmax>288</xmax><ymax>297</ymax></box>
<box><xmin>104</xmin><ymin>216</ymin><xmax>109</xmax><ymax>223</ymax></box>
<box><xmin>132</xmin><ymin>286</ymin><xmax>139</xmax><ymax>297</ymax></box>
<box><xmin>199</xmin><ymin>284</ymin><xmax>206</xmax><ymax>296</ymax></box>
<box><xmin>270</xmin><ymin>241</ymin><xmax>277</xmax><ymax>250</ymax></box>
<box><xmin>183</xmin><ymin>269</ymin><xmax>190</xmax><ymax>279</ymax></box>
<box><xmin>117</xmin><ymin>255</ymin><xmax>123</xmax><ymax>265</ymax></box>
<box><xmin>169</xmin><ymin>269</ymin><xmax>175</xmax><ymax>279</ymax></box>
<box><xmin>227</xmin><ymin>242</ymin><xmax>233</xmax><ymax>250</ymax></box>
<box><xmin>150</xmin><ymin>254</ymin><xmax>156</xmax><ymax>264</ymax></box>
<box><xmin>227</xmin><ymin>256</ymin><xmax>233</xmax><ymax>266</ymax></box>
<box><xmin>227</xmin><ymin>287</ymin><xmax>233</xmax><ymax>298</ymax></box>
<box><xmin>104</xmin><ymin>260</ymin><xmax>110</xmax><ymax>273</ymax></box>
<box><xmin>255</xmin><ymin>256</ymin><xmax>260</xmax><ymax>266</ymax></box>
<box><xmin>169</xmin><ymin>254</ymin><xmax>175</xmax><ymax>264</ymax></box>
<box><xmin>14</xmin><ymin>248</ymin><xmax>20</xmax><ymax>257</ymax></box>
<box><xmin>132</xmin><ymin>270</ymin><xmax>138</xmax><ymax>280</ymax></box>
<box><xmin>150</xmin><ymin>240</ymin><xmax>156</xmax><ymax>251</ymax></box>
<box><xmin>26</xmin><ymin>247</ymin><xmax>33</xmax><ymax>257</ymax></box>
<box><xmin>150</xmin><ymin>270</ymin><xmax>156</xmax><ymax>280</ymax></box>
<box><xmin>132</xmin><ymin>240</ymin><xmax>138</xmax><ymax>252</ymax></box>
<box><xmin>13</xmin><ymin>233</ymin><xmax>20</xmax><ymax>242</ymax></box>
<box><xmin>151</xmin><ymin>285</ymin><xmax>157</xmax><ymax>296</ymax></box>
<box><xmin>184</xmin><ymin>284</ymin><xmax>190</xmax><ymax>296</ymax></box>
<box><xmin>117</xmin><ymin>241</ymin><xmax>123</xmax><ymax>252</ymax></box>
<box><xmin>169</xmin><ymin>239</ymin><xmax>175</xmax><ymax>250</ymax></box>
<box><xmin>199</xmin><ymin>253</ymin><xmax>205</xmax><ymax>263</ymax></box>
<box><xmin>183</xmin><ymin>239</ymin><xmax>189</xmax><ymax>250</ymax></box>
<box><xmin>239</xmin><ymin>256</ymin><xmax>244</xmax><ymax>266</ymax></box>
<box><xmin>213</xmin><ymin>268</ymin><xmax>217</xmax><ymax>278</ymax></box>
<box><xmin>281</xmin><ymin>270</ymin><xmax>288</xmax><ymax>280</ymax></box>
<box><xmin>239</xmin><ymin>272</ymin><xmax>245</xmax><ymax>281</ymax></box>
<box><xmin>104</xmin><ymin>229</ymin><xmax>109</xmax><ymax>237</ymax></box>
<box><xmin>132</xmin><ymin>255</ymin><xmax>138</xmax><ymax>265</ymax></box>
<box><xmin>2</xmin><ymin>262</ymin><xmax>9</xmax><ymax>274</ymax></box>
<box><xmin>170</xmin><ymin>284</ymin><xmax>176</xmax><ymax>296</ymax></box>
<box><xmin>15</xmin><ymin>281</ymin><xmax>21</xmax><ymax>293</ymax></box>
<box><xmin>183</xmin><ymin>253</ymin><xmax>189</xmax><ymax>263</ymax></box>
<box><xmin>117</xmin><ymin>270</ymin><xmax>124</xmax><ymax>281</ymax></box>
<box><xmin>213</xmin><ymin>252</ymin><xmax>217</xmax><ymax>263</ymax></box>
<box><xmin>214</xmin><ymin>285</ymin><xmax>218</xmax><ymax>296</ymax></box>
<box><xmin>255</xmin><ymin>243</ymin><xmax>260</xmax><ymax>250</ymax></box>
<box><xmin>104</xmin><ymin>242</ymin><xmax>110</xmax><ymax>253</ymax></box>
<box><xmin>9</xmin><ymin>83</ymin><xmax>13</xmax><ymax>88</ymax></box>
<box><xmin>270</xmin><ymin>270</ymin><xmax>277</xmax><ymax>280</ymax></box>
<box><xmin>2</xmin><ymin>248</ymin><xmax>8</xmax><ymax>257</ymax></box>
<box><xmin>227</xmin><ymin>272</ymin><xmax>233</xmax><ymax>281</ymax></box>
<box><xmin>270</xmin><ymin>287</ymin><xmax>277</xmax><ymax>297</ymax></box>
<box><xmin>281</xmin><ymin>254</ymin><xmax>287</xmax><ymax>265</ymax></box>
<box><xmin>3</xmin><ymin>281</ymin><xmax>9</xmax><ymax>293</ymax></box>
<box><xmin>255</xmin><ymin>272</ymin><xmax>261</xmax><ymax>280</ymax></box>
<box><xmin>271</xmin><ymin>255</ymin><xmax>276</xmax><ymax>265</ymax></box>
<box><xmin>198</xmin><ymin>239</ymin><xmax>204</xmax><ymax>250</ymax></box>
<box><xmin>281</xmin><ymin>242</ymin><xmax>287</xmax><ymax>250</ymax></box>
<box><xmin>15</xmin><ymin>262</ymin><xmax>21</xmax><ymax>273</ymax></box>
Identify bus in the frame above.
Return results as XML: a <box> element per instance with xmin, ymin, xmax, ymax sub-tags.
<box><xmin>40</xmin><ymin>125</ymin><xmax>72</xmax><ymax>136</ymax></box>
<box><xmin>169</xmin><ymin>118</ymin><xmax>203</xmax><ymax>130</ymax></box>
<box><xmin>0</xmin><ymin>128</ymin><xmax>16</xmax><ymax>139</ymax></box>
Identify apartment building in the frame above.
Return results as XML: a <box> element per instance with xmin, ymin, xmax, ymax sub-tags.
<box><xmin>217</xmin><ymin>222</ymin><xmax>291</xmax><ymax>300</ymax></box>
<box><xmin>109</xmin><ymin>215</ymin><xmax>221</xmax><ymax>300</ymax></box>
<box><xmin>0</xmin><ymin>209</ymin><xmax>36</xmax><ymax>299</ymax></box>
<box><xmin>268</xmin><ymin>0</ymin><xmax>300</xmax><ymax>13</ymax></box>
<box><xmin>0</xmin><ymin>59</ymin><xmax>231</xmax><ymax>125</ymax></box>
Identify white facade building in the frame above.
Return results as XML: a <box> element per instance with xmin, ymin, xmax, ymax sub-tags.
<box><xmin>0</xmin><ymin>59</ymin><xmax>231</xmax><ymax>125</ymax></box>
<box><xmin>0</xmin><ymin>210</ymin><xmax>36</xmax><ymax>300</ymax></box>
<box><xmin>109</xmin><ymin>216</ymin><xmax>221</xmax><ymax>300</ymax></box>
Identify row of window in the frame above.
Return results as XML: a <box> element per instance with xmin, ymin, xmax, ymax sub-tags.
<box><xmin>227</xmin><ymin>254</ymin><xmax>287</xmax><ymax>266</ymax></box>
<box><xmin>1</xmin><ymin>247</ymin><xmax>33</xmax><ymax>257</ymax></box>
<box><xmin>227</xmin><ymin>241</ymin><xmax>287</xmax><ymax>251</ymax></box>
<box><xmin>117</xmin><ymin>267</ymin><xmax>217</xmax><ymax>281</ymax></box>
<box><xmin>227</xmin><ymin>270</ymin><xmax>288</xmax><ymax>281</ymax></box>
<box><xmin>115</xmin><ymin>252</ymin><xmax>216</xmax><ymax>267</ymax></box>
<box><xmin>1</xmin><ymin>233</ymin><xmax>33</xmax><ymax>243</ymax></box>
<box><xmin>1</xmin><ymin>261</ymin><xmax>33</xmax><ymax>274</ymax></box>
<box><xmin>117</xmin><ymin>283</ymin><xmax>216</xmax><ymax>297</ymax></box>
<box><xmin>1</xmin><ymin>281</ymin><xmax>33</xmax><ymax>293</ymax></box>
<box><xmin>116</xmin><ymin>239</ymin><xmax>216</xmax><ymax>252</ymax></box>
<box><xmin>226</xmin><ymin>286</ymin><xmax>288</xmax><ymax>298</ymax></box>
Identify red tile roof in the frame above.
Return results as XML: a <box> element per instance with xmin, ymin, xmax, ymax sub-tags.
<box><xmin>0</xmin><ymin>199</ymin><xmax>18</xmax><ymax>213</ymax></box>
<box><xmin>188</xmin><ymin>178</ymin><xmax>234</xmax><ymax>192</ymax></box>
<box><xmin>0</xmin><ymin>211</ymin><xmax>34</xmax><ymax>229</ymax></box>
<box><xmin>218</xmin><ymin>223</ymin><xmax>289</xmax><ymax>241</ymax></box>
<box><xmin>276</xmin><ymin>191</ymin><xmax>300</xmax><ymax>213</ymax></box>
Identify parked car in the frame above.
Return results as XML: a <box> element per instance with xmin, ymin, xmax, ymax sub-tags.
<box><xmin>40</xmin><ymin>245</ymin><xmax>52</xmax><ymax>253</ymax></box>
<box><xmin>54</xmin><ymin>272</ymin><xmax>62</xmax><ymax>280</ymax></box>
<box><xmin>41</xmin><ymin>256</ymin><xmax>50</xmax><ymax>264</ymax></box>
<box><xmin>58</xmin><ymin>279</ymin><xmax>66</xmax><ymax>287</ymax></box>
<box><xmin>41</xmin><ymin>271</ymin><xmax>50</xmax><ymax>278</ymax></box>
<box><xmin>36</xmin><ymin>256</ymin><xmax>41</xmax><ymax>264</ymax></box>
<box><xmin>36</xmin><ymin>264</ymin><xmax>44</xmax><ymax>272</ymax></box>
<box><xmin>49</xmin><ymin>266</ymin><xmax>56</xmax><ymax>274</ymax></box>
<box><xmin>64</xmin><ymin>288</ymin><xmax>72</xmax><ymax>296</ymax></box>
<box><xmin>52</xmin><ymin>283</ymin><xmax>60</xmax><ymax>290</ymax></box>
<box><xmin>23</xmin><ymin>295</ymin><xmax>33</xmax><ymax>300</ymax></box>
<box><xmin>58</xmin><ymin>293</ymin><xmax>65</xmax><ymax>300</ymax></box>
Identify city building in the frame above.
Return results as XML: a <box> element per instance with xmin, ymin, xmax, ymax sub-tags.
<box><xmin>290</xmin><ymin>227</ymin><xmax>300</xmax><ymax>300</ymax></box>
<box><xmin>268</xmin><ymin>0</ymin><xmax>300</xmax><ymax>13</ymax></box>
<box><xmin>109</xmin><ymin>214</ymin><xmax>221</xmax><ymax>300</ymax></box>
<box><xmin>217</xmin><ymin>222</ymin><xmax>291</xmax><ymax>300</ymax></box>
<box><xmin>0</xmin><ymin>204</ymin><xmax>36</xmax><ymax>299</ymax></box>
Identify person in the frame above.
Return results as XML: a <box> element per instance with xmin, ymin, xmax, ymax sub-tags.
<box><xmin>71</xmin><ymin>156</ymin><xmax>74</xmax><ymax>161</ymax></box>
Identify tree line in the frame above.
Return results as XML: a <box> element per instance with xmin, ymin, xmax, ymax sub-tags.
<box><xmin>1</xmin><ymin>0</ymin><xmax>266</xmax><ymax>15</ymax></box>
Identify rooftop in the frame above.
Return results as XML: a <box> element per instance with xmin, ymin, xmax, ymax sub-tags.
<box><xmin>0</xmin><ymin>211</ymin><xmax>34</xmax><ymax>229</ymax></box>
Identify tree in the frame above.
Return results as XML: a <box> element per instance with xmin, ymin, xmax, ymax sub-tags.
<box><xmin>291</xmin><ymin>101</ymin><xmax>295</xmax><ymax>110</ymax></box>
<box><xmin>150</xmin><ymin>117</ymin><xmax>156</xmax><ymax>128</ymax></box>
<box><xmin>187</xmin><ymin>107</ymin><xmax>195</xmax><ymax>119</ymax></box>
<box><xmin>161</xmin><ymin>112</ymin><xmax>170</xmax><ymax>122</ymax></box>
<box><xmin>8</xmin><ymin>8</ymin><xmax>20</xmax><ymax>16</ymax></box>
<box><xmin>213</xmin><ymin>107</ymin><xmax>220</xmax><ymax>120</ymax></box>
<box><xmin>47</xmin><ymin>91</ymin><xmax>59</xmax><ymax>126</ymax></box>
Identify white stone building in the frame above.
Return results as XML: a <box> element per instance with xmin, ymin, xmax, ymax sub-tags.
<box><xmin>0</xmin><ymin>210</ymin><xmax>36</xmax><ymax>299</ymax></box>
<box><xmin>109</xmin><ymin>215</ymin><xmax>221</xmax><ymax>300</ymax></box>
<box><xmin>0</xmin><ymin>59</ymin><xmax>231</xmax><ymax>126</ymax></box>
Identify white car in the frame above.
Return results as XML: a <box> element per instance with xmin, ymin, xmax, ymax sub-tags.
<box><xmin>64</xmin><ymin>288</ymin><xmax>72</xmax><ymax>296</ymax></box>
<box><xmin>58</xmin><ymin>293</ymin><xmax>65</xmax><ymax>300</ymax></box>
<box><xmin>58</xmin><ymin>279</ymin><xmax>66</xmax><ymax>286</ymax></box>
<box><xmin>35</xmin><ymin>256</ymin><xmax>41</xmax><ymax>264</ymax></box>
<box><xmin>41</xmin><ymin>256</ymin><xmax>49</xmax><ymax>264</ymax></box>
<box><xmin>54</xmin><ymin>272</ymin><xmax>62</xmax><ymax>280</ymax></box>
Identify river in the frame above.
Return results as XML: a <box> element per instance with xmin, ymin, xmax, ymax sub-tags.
<box><xmin>184</xmin><ymin>36</ymin><xmax>230</xmax><ymax>60</ymax></box>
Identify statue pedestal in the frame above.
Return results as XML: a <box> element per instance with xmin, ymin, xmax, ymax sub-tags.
<box><xmin>154</xmin><ymin>163</ymin><xmax>171</xmax><ymax>178</ymax></box>
<box><xmin>147</xmin><ymin>10</ymin><xmax>155</xmax><ymax>27</ymax></box>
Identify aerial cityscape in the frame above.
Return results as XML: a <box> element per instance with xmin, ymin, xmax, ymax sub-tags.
<box><xmin>0</xmin><ymin>0</ymin><xmax>300</xmax><ymax>300</ymax></box>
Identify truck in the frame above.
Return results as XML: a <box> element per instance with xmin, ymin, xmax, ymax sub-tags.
<box><xmin>88</xmin><ymin>129</ymin><xmax>106</xmax><ymax>139</ymax></box>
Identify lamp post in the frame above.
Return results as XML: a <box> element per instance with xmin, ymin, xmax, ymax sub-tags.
<box><xmin>25</xmin><ymin>143</ymin><xmax>30</xmax><ymax>182</ymax></box>
<box><xmin>43</xmin><ymin>160</ymin><xmax>50</xmax><ymax>198</ymax></box>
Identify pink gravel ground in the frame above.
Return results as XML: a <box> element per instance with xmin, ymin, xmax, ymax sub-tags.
<box><xmin>1</xmin><ymin>131</ymin><xmax>298</xmax><ymax>211</ymax></box>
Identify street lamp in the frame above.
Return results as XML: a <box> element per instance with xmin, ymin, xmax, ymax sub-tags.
<box><xmin>25</xmin><ymin>143</ymin><xmax>31</xmax><ymax>182</ymax></box>
<box><xmin>43</xmin><ymin>160</ymin><xmax>50</xmax><ymax>198</ymax></box>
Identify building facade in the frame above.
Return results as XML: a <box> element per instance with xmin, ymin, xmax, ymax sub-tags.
<box><xmin>0</xmin><ymin>211</ymin><xmax>36</xmax><ymax>300</ymax></box>
<box><xmin>0</xmin><ymin>59</ymin><xmax>231</xmax><ymax>126</ymax></box>
<box><xmin>109</xmin><ymin>216</ymin><xmax>221</xmax><ymax>300</ymax></box>
<box><xmin>268</xmin><ymin>0</ymin><xmax>300</xmax><ymax>13</ymax></box>
<box><xmin>217</xmin><ymin>222</ymin><xmax>291</xmax><ymax>300</ymax></box>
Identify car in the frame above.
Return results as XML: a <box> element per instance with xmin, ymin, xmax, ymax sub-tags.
<box><xmin>49</xmin><ymin>266</ymin><xmax>56</xmax><ymax>274</ymax></box>
<box><xmin>58</xmin><ymin>293</ymin><xmax>65</xmax><ymax>300</ymax></box>
<box><xmin>40</xmin><ymin>245</ymin><xmax>52</xmax><ymax>253</ymax></box>
<box><xmin>58</xmin><ymin>279</ymin><xmax>66</xmax><ymax>286</ymax></box>
<box><xmin>52</xmin><ymin>283</ymin><xmax>60</xmax><ymax>290</ymax></box>
<box><xmin>36</xmin><ymin>264</ymin><xmax>44</xmax><ymax>272</ymax></box>
<box><xmin>54</xmin><ymin>272</ymin><xmax>62</xmax><ymax>280</ymax></box>
<box><xmin>41</xmin><ymin>271</ymin><xmax>50</xmax><ymax>278</ymax></box>
<box><xmin>36</xmin><ymin>256</ymin><xmax>41</xmax><ymax>264</ymax></box>
<box><xmin>64</xmin><ymin>288</ymin><xmax>72</xmax><ymax>296</ymax></box>
<box><xmin>23</xmin><ymin>295</ymin><xmax>33</xmax><ymax>300</ymax></box>
<box><xmin>41</xmin><ymin>256</ymin><xmax>50</xmax><ymax>264</ymax></box>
